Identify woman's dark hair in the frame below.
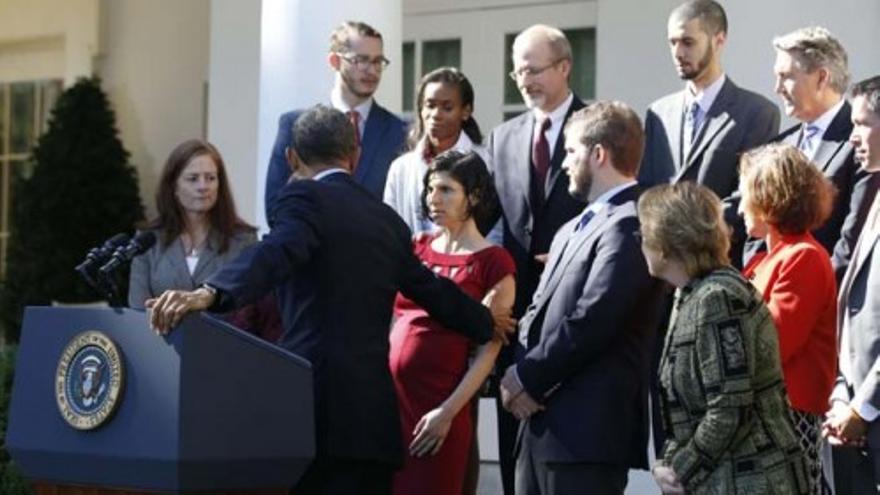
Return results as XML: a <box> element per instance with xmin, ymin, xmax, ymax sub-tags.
<box><xmin>420</xmin><ymin>150</ymin><xmax>499</xmax><ymax>234</ymax></box>
<box><xmin>407</xmin><ymin>67</ymin><xmax>482</xmax><ymax>150</ymax></box>
<box><xmin>146</xmin><ymin>139</ymin><xmax>253</xmax><ymax>253</ymax></box>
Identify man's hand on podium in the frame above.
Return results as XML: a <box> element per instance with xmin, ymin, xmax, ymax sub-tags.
<box><xmin>145</xmin><ymin>287</ymin><xmax>216</xmax><ymax>335</ymax></box>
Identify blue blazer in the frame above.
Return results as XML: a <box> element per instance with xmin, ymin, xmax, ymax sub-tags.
<box><xmin>264</xmin><ymin>103</ymin><xmax>407</xmax><ymax>218</ymax></box>
<box><xmin>514</xmin><ymin>186</ymin><xmax>665</xmax><ymax>468</ymax></box>
<box><xmin>207</xmin><ymin>172</ymin><xmax>492</xmax><ymax>464</ymax></box>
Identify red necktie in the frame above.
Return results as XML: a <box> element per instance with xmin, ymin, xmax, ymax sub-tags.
<box><xmin>348</xmin><ymin>110</ymin><xmax>361</xmax><ymax>173</ymax></box>
<box><xmin>533</xmin><ymin>117</ymin><xmax>552</xmax><ymax>195</ymax></box>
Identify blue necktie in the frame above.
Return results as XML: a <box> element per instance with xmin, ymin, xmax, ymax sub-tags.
<box><xmin>685</xmin><ymin>101</ymin><xmax>702</xmax><ymax>143</ymax></box>
<box><xmin>798</xmin><ymin>124</ymin><xmax>821</xmax><ymax>155</ymax></box>
<box><xmin>574</xmin><ymin>210</ymin><xmax>595</xmax><ymax>232</ymax></box>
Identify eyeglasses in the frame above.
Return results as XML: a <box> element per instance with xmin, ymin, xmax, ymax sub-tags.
<box><xmin>338</xmin><ymin>53</ymin><xmax>391</xmax><ymax>71</ymax></box>
<box><xmin>508</xmin><ymin>59</ymin><xmax>563</xmax><ymax>81</ymax></box>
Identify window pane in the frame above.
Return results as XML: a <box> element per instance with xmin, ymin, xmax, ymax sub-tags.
<box><xmin>504</xmin><ymin>111</ymin><xmax>526</xmax><ymax>122</ymax></box>
<box><xmin>503</xmin><ymin>28</ymin><xmax>596</xmax><ymax>105</ymax></box>
<box><xmin>10</xmin><ymin>82</ymin><xmax>36</xmax><ymax>154</ymax></box>
<box><xmin>565</xmin><ymin>28</ymin><xmax>596</xmax><ymax>99</ymax></box>
<box><xmin>0</xmin><ymin>85</ymin><xmax>6</xmax><ymax>156</ymax></box>
<box><xmin>503</xmin><ymin>33</ymin><xmax>521</xmax><ymax>105</ymax></box>
<box><xmin>39</xmin><ymin>79</ymin><xmax>63</xmax><ymax>134</ymax></box>
<box><xmin>421</xmin><ymin>39</ymin><xmax>460</xmax><ymax>75</ymax></box>
<box><xmin>402</xmin><ymin>42</ymin><xmax>415</xmax><ymax>112</ymax></box>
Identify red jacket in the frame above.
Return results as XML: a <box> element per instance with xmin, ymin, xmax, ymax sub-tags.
<box><xmin>743</xmin><ymin>233</ymin><xmax>838</xmax><ymax>414</ymax></box>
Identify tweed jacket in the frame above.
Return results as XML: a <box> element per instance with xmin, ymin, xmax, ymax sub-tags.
<box><xmin>658</xmin><ymin>266</ymin><xmax>809</xmax><ymax>494</ymax></box>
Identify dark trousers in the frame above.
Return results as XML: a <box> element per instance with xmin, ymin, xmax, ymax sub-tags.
<box><xmin>494</xmin><ymin>345</ymin><xmax>519</xmax><ymax>495</ymax></box>
<box><xmin>515</xmin><ymin>435</ymin><xmax>628</xmax><ymax>495</ymax></box>
<box><xmin>832</xmin><ymin>446</ymin><xmax>880</xmax><ymax>494</ymax></box>
<box><xmin>292</xmin><ymin>457</ymin><xmax>393</xmax><ymax>495</ymax></box>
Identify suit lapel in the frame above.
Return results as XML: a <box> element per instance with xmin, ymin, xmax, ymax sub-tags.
<box><xmin>541</xmin><ymin>212</ymin><xmax>605</xmax><ymax>295</ymax></box>
<box><xmin>675</xmin><ymin>79</ymin><xmax>735</xmax><ymax>183</ymax></box>
<box><xmin>840</xmin><ymin>201</ymin><xmax>880</xmax><ymax>316</ymax></box>
<box><xmin>191</xmin><ymin>231</ymin><xmax>220</xmax><ymax>281</ymax></box>
<box><xmin>166</xmin><ymin>238</ymin><xmax>196</xmax><ymax>288</ymax></box>
<box><xmin>356</xmin><ymin>105</ymin><xmax>390</xmax><ymax>181</ymax></box>
<box><xmin>514</xmin><ymin>115</ymin><xmax>535</xmax><ymax>213</ymax></box>
<box><xmin>813</xmin><ymin>102</ymin><xmax>852</xmax><ymax>174</ymax></box>
<box><xmin>667</xmin><ymin>93</ymin><xmax>686</xmax><ymax>170</ymax></box>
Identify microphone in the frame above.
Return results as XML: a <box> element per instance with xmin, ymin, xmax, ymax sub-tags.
<box><xmin>75</xmin><ymin>233</ymin><xmax>130</xmax><ymax>289</ymax></box>
<box><xmin>99</xmin><ymin>231</ymin><xmax>157</xmax><ymax>275</ymax></box>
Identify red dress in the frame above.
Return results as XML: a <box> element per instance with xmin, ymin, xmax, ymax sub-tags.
<box><xmin>389</xmin><ymin>235</ymin><xmax>515</xmax><ymax>495</ymax></box>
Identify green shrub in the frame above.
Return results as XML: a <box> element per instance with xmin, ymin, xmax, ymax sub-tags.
<box><xmin>0</xmin><ymin>78</ymin><xmax>145</xmax><ymax>341</ymax></box>
<box><xmin>0</xmin><ymin>345</ymin><xmax>32</xmax><ymax>494</ymax></box>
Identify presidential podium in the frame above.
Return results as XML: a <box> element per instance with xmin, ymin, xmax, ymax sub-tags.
<box><xmin>6</xmin><ymin>306</ymin><xmax>314</xmax><ymax>494</ymax></box>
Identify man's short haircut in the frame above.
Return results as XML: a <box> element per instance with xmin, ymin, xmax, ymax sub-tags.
<box><xmin>670</xmin><ymin>0</ymin><xmax>728</xmax><ymax>36</ymax></box>
<box><xmin>851</xmin><ymin>75</ymin><xmax>880</xmax><ymax>117</ymax></box>
<box><xmin>739</xmin><ymin>143</ymin><xmax>835</xmax><ymax>235</ymax></box>
<box><xmin>513</xmin><ymin>24</ymin><xmax>572</xmax><ymax>63</ymax></box>
<box><xmin>293</xmin><ymin>105</ymin><xmax>357</xmax><ymax>166</ymax></box>
<box><xmin>329</xmin><ymin>21</ymin><xmax>382</xmax><ymax>53</ymax></box>
<box><xmin>563</xmin><ymin>101</ymin><xmax>645</xmax><ymax>177</ymax></box>
<box><xmin>773</xmin><ymin>27</ymin><xmax>850</xmax><ymax>94</ymax></box>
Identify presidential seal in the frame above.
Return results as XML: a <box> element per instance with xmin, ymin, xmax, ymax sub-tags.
<box><xmin>55</xmin><ymin>331</ymin><xmax>124</xmax><ymax>430</ymax></box>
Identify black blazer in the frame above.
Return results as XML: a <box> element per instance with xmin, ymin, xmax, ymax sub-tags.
<box><xmin>515</xmin><ymin>185</ymin><xmax>665</xmax><ymax>467</ymax></box>
<box><xmin>775</xmin><ymin>102</ymin><xmax>875</xmax><ymax>279</ymax></box>
<box><xmin>488</xmin><ymin>96</ymin><xmax>587</xmax><ymax>317</ymax></box>
<box><xmin>207</xmin><ymin>172</ymin><xmax>492</xmax><ymax>464</ymax></box>
<box><xmin>264</xmin><ymin>103</ymin><xmax>407</xmax><ymax>219</ymax></box>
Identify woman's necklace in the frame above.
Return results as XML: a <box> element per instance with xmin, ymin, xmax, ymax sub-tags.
<box><xmin>182</xmin><ymin>231</ymin><xmax>208</xmax><ymax>257</ymax></box>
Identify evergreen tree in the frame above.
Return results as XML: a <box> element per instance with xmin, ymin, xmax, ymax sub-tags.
<box><xmin>0</xmin><ymin>77</ymin><xmax>144</xmax><ymax>342</ymax></box>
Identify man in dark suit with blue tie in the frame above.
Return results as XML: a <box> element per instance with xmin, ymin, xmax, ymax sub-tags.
<box><xmin>768</xmin><ymin>27</ymin><xmax>877</xmax><ymax>280</ymax></box>
<box><xmin>639</xmin><ymin>0</ymin><xmax>779</xmax><ymax>264</ymax></box>
<box><xmin>499</xmin><ymin>101</ymin><xmax>665</xmax><ymax>495</ymax></box>
<box><xmin>264</xmin><ymin>21</ymin><xmax>406</xmax><ymax>219</ymax></box>
<box><xmin>147</xmin><ymin>106</ymin><xmax>513</xmax><ymax>495</ymax></box>
<box><xmin>639</xmin><ymin>0</ymin><xmax>779</xmax><ymax>456</ymax></box>
<box><xmin>487</xmin><ymin>25</ymin><xmax>586</xmax><ymax>493</ymax></box>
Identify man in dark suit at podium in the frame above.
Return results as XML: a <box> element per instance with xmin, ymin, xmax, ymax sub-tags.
<box><xmin>147</xmin><ymin>105</ymin><xmax>513</xmax><ymax>495</ymax></box>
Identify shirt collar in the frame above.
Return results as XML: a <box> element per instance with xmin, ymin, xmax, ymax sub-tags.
<box><xmin>532</xmin><ymin>91</ymin><xmax>573</xmax><ymax>129</ymax></box>
<box><xmin>330</xmin><ymin>86</ymin><xmax>373</xmax><ymax>122</ymax></box>
<box><xmin>581</xmin><ymin>180</ymin><xmax>638</xmax><ymax>216</ymax></box>
<box><xmin>312</xmin><ymin>168</ymin><xmax>349</xmax><ymax>182</ymax></box>
<box><xmin>805</xmin><ymin>98</ymin><xmax>845</xmax><ymax>137</ymax></box>
<box><xmin>686</xmin><ymin>73</ymin><xmax>726</xmax><ymax>113</ymax></box>
<box><xmin>416</xmin><ymin>131</ymin><xmax>475</xmax><ymax>158</ymax></box>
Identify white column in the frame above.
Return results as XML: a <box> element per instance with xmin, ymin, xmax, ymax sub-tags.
<box><xmin>208</xmin><ymin>0</ymin><xmax>402</xmax><ymax>230</ymax></box>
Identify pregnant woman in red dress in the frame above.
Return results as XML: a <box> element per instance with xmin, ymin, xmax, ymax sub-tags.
<box><xmin>389</xmin><ymin>150</ymin><xmax>515</xmax><ymax>495</ymax></box>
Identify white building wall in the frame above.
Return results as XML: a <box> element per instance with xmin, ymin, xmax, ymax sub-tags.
<box><xmin>597</xmin><ymin>0</ymin><xmax>880</xmax><ymax>128</ymax></box>
<box><xmin>97</xmin><ymin>0</ymin><xmax>211</xmax><ymax>220</ymax></box>
<box><xmin>0</xmin><ymin>0</ymin><xmax>98</xmax><ymax>84</ymax></box>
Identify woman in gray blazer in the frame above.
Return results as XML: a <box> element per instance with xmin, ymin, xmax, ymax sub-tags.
<box><xmin>128</xmin><ymin>139</ymin><xmax>256</xmax><ymax>310</ymax></box>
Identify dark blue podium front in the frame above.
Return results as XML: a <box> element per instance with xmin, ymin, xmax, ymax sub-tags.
<box><xmin>7</xmin><ymin>306</ymin><xmax>314</xmax><ymax>493</ymax></box>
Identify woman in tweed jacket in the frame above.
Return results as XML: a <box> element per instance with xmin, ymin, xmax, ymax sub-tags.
<box><xmin>637</xmin><ymin>182</ymin><xmax>809</xmax><ymax>494</ymax></box>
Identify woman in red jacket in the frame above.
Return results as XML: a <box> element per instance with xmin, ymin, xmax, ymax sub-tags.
<box><xmin>740</xmin><ymin>143</ymin><xmax>837</xmax><ymax>493</ymax></box>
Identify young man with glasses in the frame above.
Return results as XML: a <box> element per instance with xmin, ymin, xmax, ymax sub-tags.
<box><xmin>264</xmin><ymin>21</ymin><xmax>406</xmax><ymax>220</ymax></box>
<box><xmin>486</xmin><ymin>23</ymin><xmax>587</xmax><ymax>495</ymax></box>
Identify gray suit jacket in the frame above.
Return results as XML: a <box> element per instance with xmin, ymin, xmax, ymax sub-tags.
<box><xmin>128</xmin><ymin>228</ymin><xmax>256</xmax><ymax>309</ymax></box>
<box><xmin>833</xmin><ymin>196</ymin><xmax>880</xmax><ymax>448</ymax></box>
